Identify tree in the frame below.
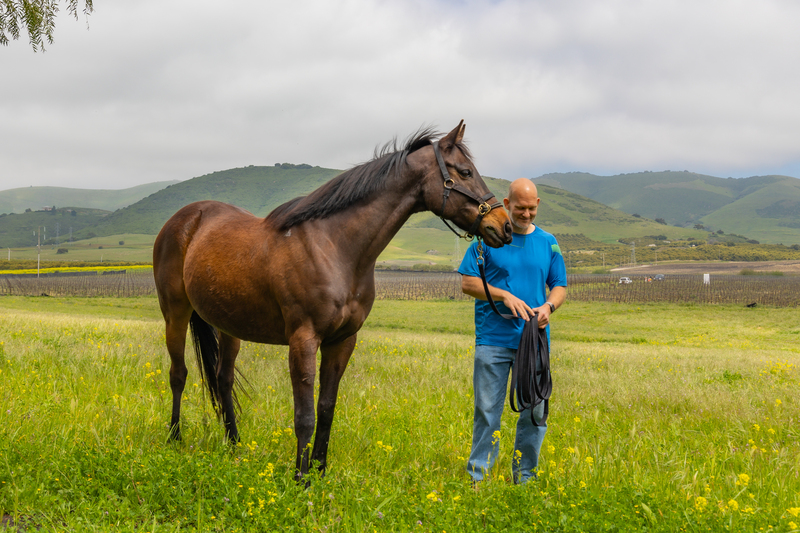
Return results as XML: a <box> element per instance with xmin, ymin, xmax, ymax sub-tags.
<box><xmin>1</xmin><ymin>0</ymin><xmax>94</xmax><ymax>52</ymax></box>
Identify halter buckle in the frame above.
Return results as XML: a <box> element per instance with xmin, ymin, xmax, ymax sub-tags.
<box><xmin>477</xmin><ymin>202</ymin><xmax>492</xmax><ymax>216</ymax></box>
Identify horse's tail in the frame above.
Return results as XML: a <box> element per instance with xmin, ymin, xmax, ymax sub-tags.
<box><xmin>189</xmin><ymin>311</ymin><xmax>223</xmax><ymax>418</ymax></box>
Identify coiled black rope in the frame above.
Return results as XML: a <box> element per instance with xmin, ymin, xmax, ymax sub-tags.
<box><xmin>509</xmin><ymin>320</ymin><xmax>551</xmax><ymax>426</ymax></box>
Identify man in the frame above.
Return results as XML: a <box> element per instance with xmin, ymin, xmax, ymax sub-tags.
<box><xmin>458</xmin><ymin>178</ymin><xmax>567</xmax><ymax>484</ymax></box>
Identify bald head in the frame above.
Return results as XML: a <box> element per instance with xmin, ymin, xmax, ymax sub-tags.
<box><xmin>507</xmin><ymin>178</ymin><xmax>538</xmax><ymax>203</ymax></box>
<box><xmin>504</xmin><ymin>178</ymin><xmax>540</xmax><ymax>234</ymax></box>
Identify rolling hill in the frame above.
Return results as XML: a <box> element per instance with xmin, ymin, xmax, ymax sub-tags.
<box><xmin>72</xmin><ymin>164</ymin><xmax>341</xmax><ymax>238</ymax></box>
<box><xmin>0</xmin><ymin>181</ymin><xmax>179</xmax><ymax>215</ymax></box>
<box><xmin>6</xmin><ymin>164</ymin><xmax>798</xmax><ymax>268</ymax></box>
<box><xmin>533</xmin><ymin>171</ymin><xmax>800</xmax><ymax>245</ymax></box>
<box><xmin>0</xmin><ymin>207</ymin><xmax>111</xmax><ymax>248</ymax></box>
<box><xmin>68</xmin><ymin>165</ymin><xmax>703</xmax><ymax>246</ymax></box>
<box><xmin>0</xmin><ymin>165</ymin><xmax>708</xmax><ymax>255</ymax></box>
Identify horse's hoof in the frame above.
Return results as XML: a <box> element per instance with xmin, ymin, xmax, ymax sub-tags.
<box><xmin>167</xmin><ymin>427</ymin><xmax>182</xmax><ymax>443</ymax></box>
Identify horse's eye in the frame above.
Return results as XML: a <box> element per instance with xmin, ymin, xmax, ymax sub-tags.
<box><xmin>459</xmin><ymin>169</ymin><xmax>472</xmax><ymax>178</ymax></box>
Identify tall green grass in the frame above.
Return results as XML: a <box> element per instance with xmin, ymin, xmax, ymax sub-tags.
<box><xmin>1</xmin><ymin>298</ymin><xmax>798</xmax><ymax>531</ymax></box>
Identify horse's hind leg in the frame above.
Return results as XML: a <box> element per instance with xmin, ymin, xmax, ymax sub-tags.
<box><xmin>164</xmin><ymin>310</ymin><xmax>192</xmax><ymax>441</ymax></box>
<box><xmin>311</xmin><ymin>334</ymin><xmax>357</xmax><ymax>475</ymax></box>
<box><xmin>217</xmin><ymin>332</ymin><xmax>242</xmax><ymax>443</ymax></box>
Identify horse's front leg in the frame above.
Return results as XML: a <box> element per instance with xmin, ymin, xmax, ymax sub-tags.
<box><xmin>288</xmin><ymin>331</ymin><xmax>321</xmax><ymax>482</ymax></box>
<box><xmin>311</xmin><ymin>335</ymin><xmax>357</xmax><ymax>475</ymax></box>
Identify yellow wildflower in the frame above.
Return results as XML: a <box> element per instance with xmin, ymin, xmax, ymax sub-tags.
<box><xmin>694</xmin><ymin>496</ymin><xmax>708</xmax><ymax>512</ymax></box>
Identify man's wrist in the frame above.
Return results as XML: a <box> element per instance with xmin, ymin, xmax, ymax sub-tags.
<box><xmin>546</xmin><ymin>301</ymin><xmax>555</xmax><ymax>313</ymax></box>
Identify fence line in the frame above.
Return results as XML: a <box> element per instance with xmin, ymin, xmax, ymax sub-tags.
<box><xmin>565</xmin><ymin>274</ymin><xmax>800</xmax><ymax>306</ymax></box>
<box><xmin>0</xmin><ymin>270</ymin><xmax>156</xmax><ymax>298</ymax></box>
<box><xmin>1</xmin><ymin>270</ymin><xmax>798</xmax><ymax>307</ymax></box>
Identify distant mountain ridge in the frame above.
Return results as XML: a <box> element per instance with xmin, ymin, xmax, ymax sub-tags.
<box><xmin>0</xmin><ymin>181</ymin><xmax>180</xmax><ymax>215</ymax></box>
<box><xmin>67</xmin><ymin>165</ymin><xmax>703</xmax><ymax>245</ymax></box>
<box><xmin>534</xmin><ymin>171</ymin><xmax>800</xmax><ymax>244</ymax></box>
<box><xmin>4</xmin><ymin>166</ymin><xmax>799</xmax><ymax>250</ymax></box>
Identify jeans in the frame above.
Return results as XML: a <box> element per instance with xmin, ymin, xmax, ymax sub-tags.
<box><xmin>467</xmin><ymin>344</ymin><xmax>547</xmax><ymax>484</ymax></box>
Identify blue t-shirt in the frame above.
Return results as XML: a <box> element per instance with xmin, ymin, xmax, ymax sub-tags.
<box><xmin>458</xmin><ymin>227</ymin><xmax>567</xmax><ymax>349</ymax></box>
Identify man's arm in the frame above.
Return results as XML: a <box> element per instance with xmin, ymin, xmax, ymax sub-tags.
<box><xmin>461</xmin><ymin>275</ymin><xmax>536</xmax><ymax>321</ymax></box>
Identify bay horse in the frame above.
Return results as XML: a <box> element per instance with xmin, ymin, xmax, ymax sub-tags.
<box><xmin>152</xmin><ymin>121</ymin><xmax>513</xmax><ymax>480</ymax></box>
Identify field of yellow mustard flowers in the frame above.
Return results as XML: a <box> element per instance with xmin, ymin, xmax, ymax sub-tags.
<box><xmin>0</xmin><ymin>297</ymin><xmax>798</xmax><ymax>532</ymax></box>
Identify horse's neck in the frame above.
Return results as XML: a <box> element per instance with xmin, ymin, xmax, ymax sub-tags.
<box><xmin>326</xmin><ymin>179</ymin><xmax>422</xmax><ymax>272</ymax></box>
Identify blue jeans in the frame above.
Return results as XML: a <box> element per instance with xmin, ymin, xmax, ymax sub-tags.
<box><xmin>467</xmin><ymin>344</ymin><xmax>547</xmax><ymax>484</ymax></box>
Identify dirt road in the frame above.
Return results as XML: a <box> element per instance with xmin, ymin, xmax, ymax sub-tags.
<box><xmin>611</xmin><ymin>260</ymin><xmax>800</xmax><ymax>275</ymax></box>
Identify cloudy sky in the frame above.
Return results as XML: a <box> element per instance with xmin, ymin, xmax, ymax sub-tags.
<box><xmin>3</xmin><ymin>0</ymin><xmax>800</xmax><ymax>190</ymax></box>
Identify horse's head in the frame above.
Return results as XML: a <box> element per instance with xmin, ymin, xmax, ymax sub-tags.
<box><xmin>416</xmin><ymin>121</ymin><xmax>512</xmax><ymax>248</ymax></box>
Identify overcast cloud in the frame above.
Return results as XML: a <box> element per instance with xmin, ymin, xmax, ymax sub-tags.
<box><xmin>3</xmin><ymin>0</ymin><xmax>800</xmax><ymax>189</ymax></box>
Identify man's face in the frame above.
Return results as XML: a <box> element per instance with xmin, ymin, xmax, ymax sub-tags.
<box><xmin>504</xmin><ymin>190</ymin><xmax>540</xmax><ymax>233</ymax></box>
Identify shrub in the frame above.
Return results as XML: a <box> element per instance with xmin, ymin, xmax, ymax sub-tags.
<box><xmin>56</xmin><ymin>248</ymin><xmax>68</xmax><ymax>254</ymax></box>
<box><xmin>119</xmin><ymin>241</ymin><xmax>125</xmax><ymax>246</ymax></box>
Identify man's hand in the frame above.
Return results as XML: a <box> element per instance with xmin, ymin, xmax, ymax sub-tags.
<box><xmin>533</xmin><ymin>286</ymin><xmax>567</xmax><ymax>328</ymax></box>
<box><xmin>461</xmin><ymin>275</ymin><xmax>535</xmax><ymax>321</ymax></box>
<box><xmin>531</xmin><ymin>303</ymin><xmax>552</xmax><ymax>328</ymax></box>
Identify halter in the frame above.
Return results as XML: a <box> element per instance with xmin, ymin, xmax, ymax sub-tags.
<box><xmin>432</xmin><ymin>141</ymin><xmax>503</xmax><ymax>241</ymax></box>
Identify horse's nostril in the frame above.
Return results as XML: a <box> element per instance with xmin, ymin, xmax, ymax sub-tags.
<box><xmin>504</xmin><ymin>222</ymin><xmax>512</xmax><ymax>235</ymax></box>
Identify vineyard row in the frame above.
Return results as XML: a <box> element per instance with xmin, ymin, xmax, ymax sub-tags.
<box><xmin>1</xmin><ymin>270</ymin><xmax>798</xmax><ymax>307</ymax></box>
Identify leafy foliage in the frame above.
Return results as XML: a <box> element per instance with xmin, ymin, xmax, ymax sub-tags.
<box><xmin>0</xmin><ymin>0</ymin><xmax>94</xmax><ymax>51</ymax></box>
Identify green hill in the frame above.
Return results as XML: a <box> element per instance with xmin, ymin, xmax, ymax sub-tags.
<box><xmin>72</xmin><ymin>165</ymin><xmax>340</xmax><ymax>239</ymax></box>
<box><xmin>0</xmin><ymin>207</ymin><xmax>111</xmax><ymax>248</ymax></box>
<box><xmin>0</xmin><ymin>167</ymin><xmax>709</xmax><ymax>263</ymax></box>
<box><xmin>5</xmin><ymin>165</ymin><xmax>800</xmax><ymax>268</ymax></box>
<box><xmin>533</xmin><ymin>171</ymin><xmax>800</xmax><ymax>244</ymax></box>
<box><xmin>406</xmin><ymin>177</ymin><xmax>707</xmax><ymax>245</ymax></box>
<box><xmin>0</xmin><ymin>181</ymin><xmax>179</xmax><ymax>215</ymax></box>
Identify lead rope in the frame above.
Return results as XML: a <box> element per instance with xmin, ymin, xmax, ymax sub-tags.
<box><xmin>476</xmin><ymin>240</ymin><xmax>551</xmax><ymax>426</ymax></box>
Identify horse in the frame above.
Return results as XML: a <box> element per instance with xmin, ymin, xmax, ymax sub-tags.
<box><xmin>152</xmin><ymin>121</ymin><xmax>513</xmax><ymax>480</ymax></box>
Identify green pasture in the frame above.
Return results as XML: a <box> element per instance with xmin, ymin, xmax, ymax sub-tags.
<box><xmin>1</xmin><ymin>297</ymin><xmax>799</xmax><ymax>531</ymax></box>
<box><xmin>4</xmin><ymin>230</ymin><xmax>462</xmax><ymax>269</ymax></box>
<box><xmin>4</xmin><ymin>234</ymin><xmax>156</xmax><ymax>264</ymax></box>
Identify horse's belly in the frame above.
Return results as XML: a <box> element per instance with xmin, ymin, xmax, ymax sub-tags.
<box><xmin>184</xmin><ymin>268</ymin><xmax>288</xmax><ymax>344</ymax></box>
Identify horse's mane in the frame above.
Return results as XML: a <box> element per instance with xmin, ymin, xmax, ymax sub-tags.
<box><xmin>267</xmin><ymin>127</ymin><xmax>473</xmax><ymax>230</ymax></box>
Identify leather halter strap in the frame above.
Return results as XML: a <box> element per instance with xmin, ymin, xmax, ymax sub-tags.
<box><xmin>432</xmin><ymin>141</ymin><xmax>503</xmax><ymax>240</ymax></box>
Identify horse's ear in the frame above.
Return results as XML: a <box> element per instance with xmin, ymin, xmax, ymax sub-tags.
<box><xmin>439</xmin><ymin>120</ymin><xmax>465</xmax><ymax>150</ymax></box>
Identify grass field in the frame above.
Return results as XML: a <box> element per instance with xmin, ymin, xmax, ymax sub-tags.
<box><xmin>1</xmin><ymin>297</ymin><xmax>799</xmax><ymax>532</ymax></box>
<box><xmin>5</xmin><ymin>235</ymin><xmax>157</xmax><ymax>264</ymax></box>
